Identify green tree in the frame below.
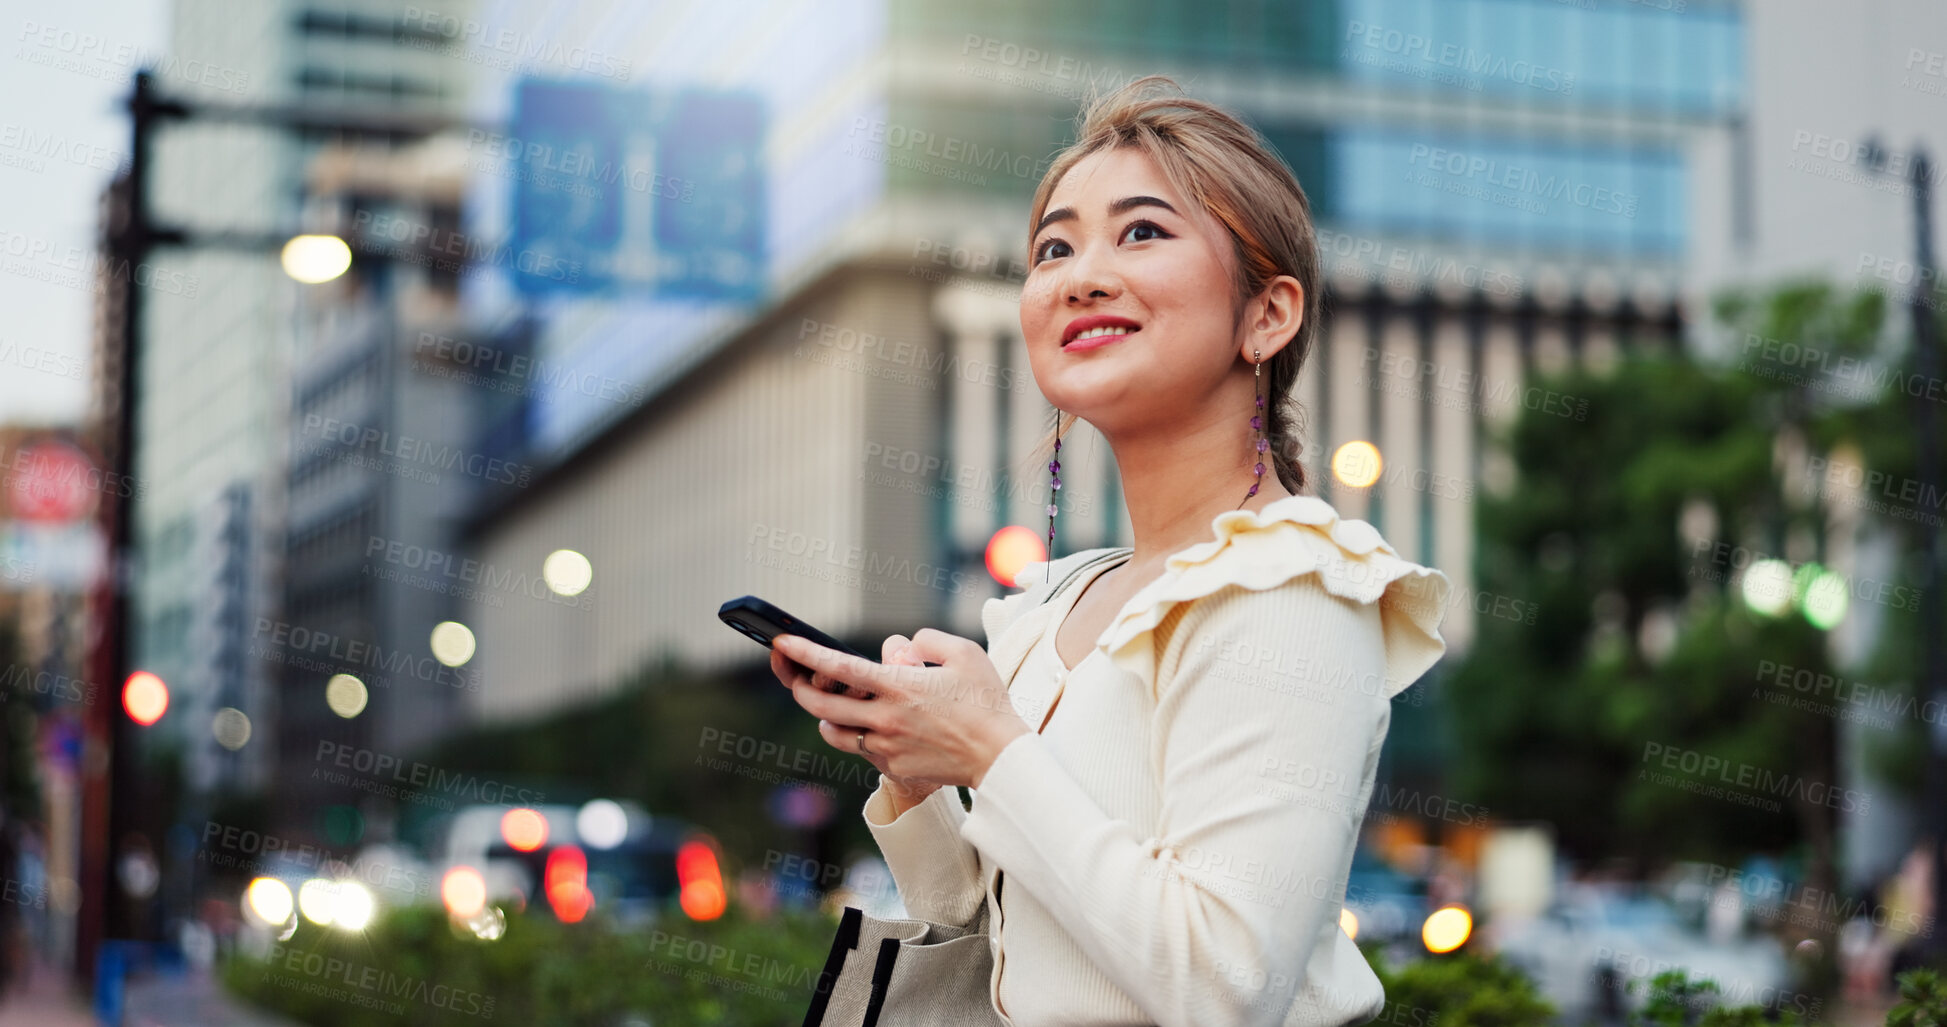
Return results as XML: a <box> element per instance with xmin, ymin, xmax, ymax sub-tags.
<box><xmin>1445</xmin><ymin>282</ymin><xmax>1922</xmax><ymax>913</ymax></box>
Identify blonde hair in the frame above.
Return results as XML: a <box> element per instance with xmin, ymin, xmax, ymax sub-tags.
<box><xmin>1020</xmin><ymin>73</ymin><xmax>1321</xmax><ymax>497</ymax></box>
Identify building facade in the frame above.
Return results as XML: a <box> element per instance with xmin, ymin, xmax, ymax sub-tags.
<box><xmin>450</xmin><ymin>0</ymin><xmax>1737</xmax><ymax>727</ymax></box>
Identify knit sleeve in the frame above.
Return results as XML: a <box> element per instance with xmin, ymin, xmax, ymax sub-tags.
<box><xmin>959</xmin><ymin>578</ymin><xmax>1403</xmax><ymax>1027</ymax></box>
<box><xmin>860</xmin><ymin>777</ymin><xmax>986</xmax><ymax>927</ymax></box>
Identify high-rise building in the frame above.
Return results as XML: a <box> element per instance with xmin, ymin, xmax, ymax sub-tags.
<box><xmin>131</xmin><ymin>0</ymin><xmax>476</xmax><ymax>801</ymax></box>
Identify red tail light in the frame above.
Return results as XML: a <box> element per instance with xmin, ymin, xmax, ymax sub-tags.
<box><xmin>676</xmin><ymin>837</ymin><xmax>725</xmax><ymax>920</ymax></box>
<box><xmin>544</xmin><ymin>845</ymin><xmax>591</xmax><ymax>923</ymax></box>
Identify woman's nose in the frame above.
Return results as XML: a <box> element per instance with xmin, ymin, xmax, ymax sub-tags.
<box><xmin>1062</xmin><ymin>248</ymin><xmax>1119</xmax><ymax>304</ymax></box>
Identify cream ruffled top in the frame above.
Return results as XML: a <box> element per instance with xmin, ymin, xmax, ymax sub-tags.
<box><xmin>862</xmin><ymin>494</ymin><xmax>1452</xmax><ymax>1027</ymax></box>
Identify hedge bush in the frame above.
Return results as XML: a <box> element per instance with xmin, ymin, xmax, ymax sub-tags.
<box><xmin>221</xmin><ymin>902</ymin><xmax>839</xmax><ymax>1027</ymax></box>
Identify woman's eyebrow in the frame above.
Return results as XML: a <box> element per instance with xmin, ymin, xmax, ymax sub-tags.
<box><xmin>1033</xmin><ymin>195</ymin><xmax>1180</xmax><ymax>238</ymax></box>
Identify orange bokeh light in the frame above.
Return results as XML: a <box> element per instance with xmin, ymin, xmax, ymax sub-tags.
<box><xmin>985</xmin><ymin>525</ymin><xmax>1047</xmax><ymax>587</ymax></box>
<box><xmin>681</xmin><ymin>879</ymin><xmax>726</xmax><ymax>920</ymax></box>
<box><xmin>500</xmin><ymin>808</ymin><xmax>549</xmax><ymax>852</ymax></box>
<box><xmin>441</xmin><ymin>866</ymin><xmax>486</xmax><ymax>919</ymax></box>
<box><xmin>123</xmin><ymin>671</ymin><xmax>169</xmax><ymax>726</ymax></box>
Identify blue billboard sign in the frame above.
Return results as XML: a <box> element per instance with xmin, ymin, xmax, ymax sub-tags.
<box><xmin>507</xmin><ymin>78</ymin><xmax>765</xmax><ymax>300</ymax></box>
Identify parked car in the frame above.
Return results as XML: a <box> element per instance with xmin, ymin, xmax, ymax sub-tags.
<box><xmin>427</xmin><ymin>800</ymin><xmax>723</xmax><ymax>928</ymax></box>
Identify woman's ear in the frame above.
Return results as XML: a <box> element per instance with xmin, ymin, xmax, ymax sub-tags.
<box><xmin>1242</xmin><ymin>275</ymin><xmax>1305</xmax><ymax>362</ymax></box>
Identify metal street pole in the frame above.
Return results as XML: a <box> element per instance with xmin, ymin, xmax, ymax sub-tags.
<box><xmin>81</xmin><ymin>68</ymin><xmax>487</xmax><ymax>981</ymax></box>
<box><xmin>79</xmin><ymin>69</ymin><xmax>186</xmax><ymax>983</ymax></box>
<box><xmin>1910</xmin><ymin>148</ymin><xmax>1944</xmax><ymax>962</ymax></box>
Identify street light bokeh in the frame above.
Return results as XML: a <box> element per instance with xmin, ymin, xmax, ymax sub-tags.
<box><xmin>274</xmin><ymin>231</ymin><xmax>350</xmax><ymax>280</ymax></box>
<box><xmin>279</xmin><ymin>234</ymin><xmax>352</xmax><ymax>284</ymax></box>
<box><xmin>1332</xmin><ymin>441</ymin><xmax>1384</xmax><ymax>489</ymax></box>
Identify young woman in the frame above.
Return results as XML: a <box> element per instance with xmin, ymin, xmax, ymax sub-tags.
<box><xmin>771</xmin><ymin>74</ymin><xmax>1452</xmax><ymax>1027</ymax></box>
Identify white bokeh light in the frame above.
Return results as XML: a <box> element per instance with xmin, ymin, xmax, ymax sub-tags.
<box><xmin>430</xmin><ymin>621</ymin><xmax>477</xmax><ymax>667</ymax></box>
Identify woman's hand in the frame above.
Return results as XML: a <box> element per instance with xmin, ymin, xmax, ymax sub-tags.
<box><xmin>768</xmin><ymin>629</ymin><xmax>1031</xmax><ymax>791</ymax></box>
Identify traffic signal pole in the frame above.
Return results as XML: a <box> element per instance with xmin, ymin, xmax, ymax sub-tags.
<box><xmin>79</xmin><ymin>70</ymin><xmax>186</xmax><ymax>982</ymax></box>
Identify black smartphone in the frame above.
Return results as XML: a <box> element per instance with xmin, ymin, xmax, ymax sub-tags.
<box><xmin>719</xmin><ymin>595</ymin><xmax>874</xmax><ymax>696</ymax></box>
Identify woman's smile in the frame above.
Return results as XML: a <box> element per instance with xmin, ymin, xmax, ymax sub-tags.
<box><xmin>1063</xmin><ymin>314</ymin><xmax>1144</xmax><ymax>351</ymax></box>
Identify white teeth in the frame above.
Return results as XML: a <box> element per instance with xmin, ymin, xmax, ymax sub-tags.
<box><xmin>1070</xmin><ymin>325</ymin><xmax>1137</xmax><ymax>343</ymax></box>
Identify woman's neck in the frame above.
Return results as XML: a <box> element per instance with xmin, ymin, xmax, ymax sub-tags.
<box><xmin>1110</xmin><ymin>436</ymin><xmax>1299</xmax><ymax>574</ymax></box>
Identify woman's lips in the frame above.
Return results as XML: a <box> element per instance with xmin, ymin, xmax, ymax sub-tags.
<box><xmin>1064</xmin><ymin>328</ymin><xmax>1138</xmax><ymax>352</ymax></box>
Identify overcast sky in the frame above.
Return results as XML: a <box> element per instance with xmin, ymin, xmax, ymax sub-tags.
<box><xmin>0</xmin><ymin>1</ymin><xmax>169</xmax><ymax>429</ymax></box>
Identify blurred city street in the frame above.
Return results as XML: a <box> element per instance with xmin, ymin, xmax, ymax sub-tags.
<box><xmin>3</xmin><ymin>0</ymin><xmax>1946</xmax><ymax>1024</ymax></box>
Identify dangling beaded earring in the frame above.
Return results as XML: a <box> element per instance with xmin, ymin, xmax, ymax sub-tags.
<box><xmin>1239</xmin><ymin>348</ymin><xmax>1266</xmax><ymax>510</ymax></box>
<box><xmin>1047</xmin><ymin>411</ymin><xmax>1063</xmax><ymax>583</ymax></box>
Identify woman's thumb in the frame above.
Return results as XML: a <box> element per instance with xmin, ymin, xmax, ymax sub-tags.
<box><xmin>882</xmin><ymin>634</ymin><xmax>919</xmax><ymax>664</ymax></box>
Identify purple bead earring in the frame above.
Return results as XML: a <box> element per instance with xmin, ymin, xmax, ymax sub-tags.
<box><xmin>1047</xmin><ymin>412</ymin><xmax>1063</xmax><ymax>583</ymax></box>
<box><xmin>1239</xmin><ymin>348</ymin><xmax>1266</xmax><ymax>510</ymax></box>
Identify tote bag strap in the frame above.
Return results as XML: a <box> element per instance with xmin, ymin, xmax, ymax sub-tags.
<box><xmin>801</xmin><ymin>906</ymin><xmax>863</xmax><ymax>1027</ymax></box>
<box><xmin>994</xmin><ymin>546</ymin><xmax>1132</xmax><ymax>908</ymax></box>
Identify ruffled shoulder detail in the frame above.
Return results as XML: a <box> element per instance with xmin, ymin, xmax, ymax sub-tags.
<box><xmin>1100</xmin><ymin>495</ymin><xmax>1451</xmax><ymax>699</ymax></box>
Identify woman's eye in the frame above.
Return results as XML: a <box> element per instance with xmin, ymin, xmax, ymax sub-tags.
<box><xmin>1122</xmin><ymin>220</ymin><xmax>1168</xmax><ymax>244</ymax></box>
<box><xmin>1033</xmin><ymin>238</ymin><xmax>1071</xmax><ymax>264</ymax></box>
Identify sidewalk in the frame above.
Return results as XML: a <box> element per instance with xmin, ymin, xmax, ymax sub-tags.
<box><xmin>0</xmin><ymin>959</ymin><xmax>93</xmax><ymax>1027</ymax></box>
<box><xmin>123</xmin><ymin>970</ymin><xmax>304</xmax><ymax>1027</ymax></box>
<box><xmin>0</xmin><ymin>959</ymin><xmax>303</xmax><ymax>1027</ymax></box>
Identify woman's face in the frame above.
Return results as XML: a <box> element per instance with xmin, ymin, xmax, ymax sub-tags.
<box><xmin>1020</xmin><ymin>145</ymin><xmax>1246</xmax><ymax>435</ymax></box>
